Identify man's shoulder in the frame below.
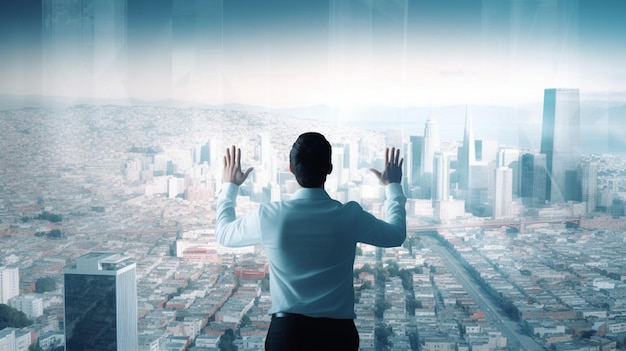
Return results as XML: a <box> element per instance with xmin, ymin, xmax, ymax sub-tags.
<box><xmin>341</xmin><ymin>200</ymin><xmax>366</xmax><ymax>211</ymax></box>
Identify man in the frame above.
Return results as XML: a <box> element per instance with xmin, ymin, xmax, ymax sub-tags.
<box><xmin>216</xmin><ymin>132</ymin><xmax>406</xmax><ymax>351</ymax></box>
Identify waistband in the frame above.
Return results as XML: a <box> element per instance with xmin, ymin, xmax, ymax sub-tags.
<box><xmin>271</xmin><ymin>312</ymin><xmax>354</xmax><ymax>321</ymax></box>
<box><xmin>272</xmin><ymin>312</ymin><xmax>302</xmax><ymax>319</ymax></box>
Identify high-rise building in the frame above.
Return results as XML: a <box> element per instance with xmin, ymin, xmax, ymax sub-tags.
<box><xmin>358</xmin><ymin>137</ymin><xmax>375</xmax><ymax>170</ymax></box>
<box><xmin>458</xmin><ymin>108</ymin><xmax>494</xmax><ymax>211</ymax></box>
<box><xmin>477</xmin><ymin>139</ymin><xmax>499</xmax><ymax>205</ymax></box>
<box><xmin>469</xmin><ymin>163</ymin><xmax>490</xmax><ymax>210</ymax></box>
<box><xmin>579</xmin><ymin>163</ymin><xmax>598</xmax><ymax>213</ymax></box>
<box><xmin>0</xmin><ymin>266</ymin><xmax>19</xmax><ymax>304</ymax></box>
<box><xmin>493</xmin><ymin>167</ymin><xmax>513</xmax><ymax>219</ymax></box>
<box><xmin>540</xmin><ymin>88</ymin><xmax>581</xmax><ymax>203</ymax></box>
<box><xmin>497</xmin><ymin>147</ymin><xmax>519</xmax><ymax>168</ymax></box>
<box><xmin>168</xmin><ymin>177</ymin><xmax>185</xmax><ymax>198</ymax></box>
<box><xmin>497</xmin><ymin>147</ymin><xmax>520</xmax><ymax>196</ymax></box>
<box><xmin>432</xmin><ymin>152</ymin><xmax>451</xmax><ymax>206</ymax></box>
<box><xmin>345</xmin><ymin>142</ymin><xmax>359</xmax><ymax>182</ymax></box>
<box><xmin>198</xmin><ymin>139</ymin><xmax>212</xmax><ymax>165</ymax></box>
<box><xmin>458</xmin><ymin>106</ymin><xmax>476</xmax><ymax>191</ymax></box>
<box><xmin>475</xmin><ymin>139</ymin><xmax>498</xmax><ymax>165</ymax></box>
<box><xmin>409</xmin><ymin>136</ymin><xmax>424</xmax><ymax>187</ymax></box>
<box><xmin>0</xmin><ymin>327</ymin><xmax>32</xmax><ymax>351</ymax></box>
<box><xmin>329</xmin><ymin>143</ymin><xmax>346</xmax><ymax>191</ymax></box>
<box><xmin>9</xmin><ymin>294</ymin><xmax>44</xmax><ymax>319</ymax></box>
<box><xmin>519</xmin><ymin>153</ymin><xmax>547</xmax><ymax>206</ymax></box>
<box><xmin>402</xmin><ymin>140</ymin><xmax>413</xmax><ymax>195</ymax></box>
<box><xmin>256</xmin><ymin>133</ymin><xmax>275</xmax><ymax>187</ymax></box>
<box><xmin>64</xmin><ymin>252</ymin><xmax>137</xmax><ymax>351</ymax></box>
<box><xmin>422</xmin><ymin>116</ymin><xmax>441</xmax><ymax>175</ymax></box>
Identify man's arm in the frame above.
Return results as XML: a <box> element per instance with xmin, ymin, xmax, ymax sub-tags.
<box><xmin>215</xmin><ymin>146</ymin><xmax>260</xmax><ymax>247</ymax></box>
<box><xmin>358</xmin><ymin>147</ymin><xmax>406</xmax><ymax>247</ymax></box>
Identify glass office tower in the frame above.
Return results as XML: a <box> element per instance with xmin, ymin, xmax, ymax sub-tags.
<box><xmin>432</xmin><ymin>151</ymin><xmax>451</xmax><ymax>206</ymax></box>
<box><xmin>409</xmin><ymin>135</ymin><xmax>424</xmax><ymax>187</ymax></box>
<box><xmin>540</xmin><ymin>88</ymin><xmax>581</xmax><ymax>203</ymax></box>
<box><xmin>519</xmin><ymin>153</ymin><xmax>547</xmax><ymax>206</ymax></box>
<box><xmin>63</xmin><ymin>252</ymin><xmax>137</xmax><ymax>351</ymax></box>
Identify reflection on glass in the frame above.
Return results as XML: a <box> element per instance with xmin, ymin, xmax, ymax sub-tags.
<box><xmin>1</xmin><ymin>0</ymin><xmax>625</xmax><ymax>350</ymax></box>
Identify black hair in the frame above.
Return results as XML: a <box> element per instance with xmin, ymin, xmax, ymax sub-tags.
<box><xmin>289</xmin><ymin>132</ymin><xmax>332</xmax><ymax>188</ymax></box>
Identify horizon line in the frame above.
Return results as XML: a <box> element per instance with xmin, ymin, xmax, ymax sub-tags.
<box><xmin>2</xmin><ymin>92</ymin><xmax>626</xmax><ymax>111</ymax></box>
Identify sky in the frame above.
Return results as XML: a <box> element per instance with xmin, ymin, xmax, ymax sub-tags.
<box><xmin>1</xmin><ymin>0</ymin><xmax>625</xmax><ymax>108</ymax></box>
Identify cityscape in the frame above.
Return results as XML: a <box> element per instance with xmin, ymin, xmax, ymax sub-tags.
<box><xmin>1</xmin><ymin>0</ymin><xmax>626</xmax><ymax>350</ymax></box>
<box><xmin>1</xmin><ymin>90</ymin><xmax>626</xmax><ymax>350</ymax></box>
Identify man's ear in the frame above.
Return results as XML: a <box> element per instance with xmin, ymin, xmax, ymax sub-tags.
<box><xmin>289</xmin><ymin>163</ymin><xmax>294</xmax><ymax>174</ymax></box>
<box><xmin>328</xmin><ymin>164</ymin><xmax>333</xmax><ymax>174</ymax></box>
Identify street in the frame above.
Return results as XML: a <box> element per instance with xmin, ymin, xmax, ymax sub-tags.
<box><xmin>422</xmin><ymin>235</ymin><xmax>547</xmax><ymax>351</ymax></box>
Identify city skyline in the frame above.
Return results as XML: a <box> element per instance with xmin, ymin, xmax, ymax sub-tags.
<box><xmin>1</xmin><ymin>102</ymin><xmax>626</xmax><ymax>350</ymax></box>
<box><xmin>1</xmin><ymin>0</ymin><xmax>625</xmax><ymax>109</ymax></box>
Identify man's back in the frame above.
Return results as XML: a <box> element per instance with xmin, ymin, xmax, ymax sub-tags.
<box><xmin>216</xmin><ymin>135</ymin><xmax>405</xmax><ymax>350</ymax></box>
<box><xmin>260</xmin><ymin>188</ymin><xmax>363</xmax><ymax>319</ymax></box>
<box><xmin>218</xmin><ymin>183</ymin><xmax>406</xmax><ymax>319</ymax></box>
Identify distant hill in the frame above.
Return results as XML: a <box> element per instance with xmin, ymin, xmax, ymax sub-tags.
<box><xmin>1</xmin><ymin>94</ymin><xmax>624</xmax><ymax>154</ymax></box>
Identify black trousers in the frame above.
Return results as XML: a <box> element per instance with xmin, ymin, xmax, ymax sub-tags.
<box><xmin>265</xmin><ymin>314</ymin><xmax>359</xmax><ymax>351</ymax></box>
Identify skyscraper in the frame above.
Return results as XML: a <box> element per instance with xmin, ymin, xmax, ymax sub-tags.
<box><xmin>493</xmin><ymin>167</ymin><xmax>513</xmax><ymax>219</ymax></box>
<box><xmin>0</xmin><ymin>266</ymin><xmax>19</xmax><ymax>304</ymax></box>
<box><xmin>432</xmin><ymin>152</ymin><xmax>451</xmax><ymax>206</ymax></box>
<box><xmin>519</xmin><ymin>153</ymin><xmax>547</xmax><ymax>206</ymax></box>
<box><xmin>469</xmin><ymin>163</ymin><xmax>490</xmax><ymax>210</ymax></box>
<box><xmin>497</xmin><ymin>147</ymin><xmax>519</xmax><ymax>169</ymax></box>
<box><xmin>475</xmin><ymin>139</ymin><xmax>498</xmax><ymax>165</ymax></box>
<box><xmin>329</xmin><ymin>143</ymin><xmax>346</xmax><ymax>190</ymax></box>
<box><xmin>409</xmin><ymin>136</ymin><xmax>424</xmax><ymax>187</ymax></box>
<box><xmin>458</xmin><ymin>106</ymin><xmax>476</xmax><ymax>191</ymax></box>
<box><xmin>579</xmin><ymin>163</ymin><xmax>597</xmax><ymax>213</ymax></box>
<box><xmin>198</xmin><ymin>139</ymin><xmax>212</xmax><ymax>166</ymax></box>
<box><xmin>422</xmin><ymin>116</ymin><xmax>441</xmax><ymax>175</ymax></box>
<box><xmin>540</xmin><ymin>88</ymin><xmax>581</xmax><ymax>203</ymax></box>
<box><xmin>257</xmin><ymin>133</ymin><xmax>275</xmax><ymax>187</ymax></box>
<box><xmin>64</xmin><ymin>252</ymin><xmax>137</xmax><ymax>351</ymax></box>
<box><xmin>345</xmin><ymin>142</ymin><xmax>359</xmax><ymax>182</ymax></box>
<box><xmin>497</xmin><ymin>147</ymin><xmax>520</xmax><ymax>196</ymax></box>
<box><xmin>402</xmin><ymin>140</ymin><xmax>413</xmax><ymax>195</ymax></box>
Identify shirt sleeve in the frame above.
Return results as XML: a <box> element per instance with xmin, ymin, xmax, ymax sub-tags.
<box><xmin>215</xmin><ymin>182</ymin><xmax>262</xmax><ymax>247</ymax></box>
<box><xmin>355</xmin><ymin>182</ymin><xmax>407</xmax><ymax>247</ymax></box>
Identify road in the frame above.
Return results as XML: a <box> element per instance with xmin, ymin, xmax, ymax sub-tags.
<box><xmin>422</xmin><ymin>235</ymin><xmax>547</xmax><ymax>351</ymax></box>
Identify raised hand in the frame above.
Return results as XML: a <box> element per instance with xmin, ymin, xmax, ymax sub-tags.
<box><xmin>223</xmin><ymin>145</ymin><xmax>254</xmax><ymax>185</ymax></box>
<box><xmin>370</xmin><ymin>147</ymin><xmax>403</xmax><ymax>185</ymax></box>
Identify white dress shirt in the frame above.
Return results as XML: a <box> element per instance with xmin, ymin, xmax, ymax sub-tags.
<box><xmin>216</xmin><ymin>182</ymin><xmax>406</xmax><ymax>319</ymax></box>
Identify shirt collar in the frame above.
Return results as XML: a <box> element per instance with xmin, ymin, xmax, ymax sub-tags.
<box><xmin>291</xmin><ymin>187</ymin><xmax>331</xmax><ymax>200</ymax></box>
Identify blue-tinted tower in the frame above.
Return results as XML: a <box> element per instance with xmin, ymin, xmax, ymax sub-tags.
<box><xmin>540</xmin><ymin>88</ymin><xmax>581</xmax><ymax>203</ymax></box>
<box><xmin>64</xmin><ymin>252</ymin><xmax>137</xmax><ymax>351</ymax></box>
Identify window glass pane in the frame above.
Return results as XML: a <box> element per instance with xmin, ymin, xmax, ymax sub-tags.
<box><xmin>1</xmin><ymin>1</ymin><xmax>625</xmax><ymax>351</ymax></box>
